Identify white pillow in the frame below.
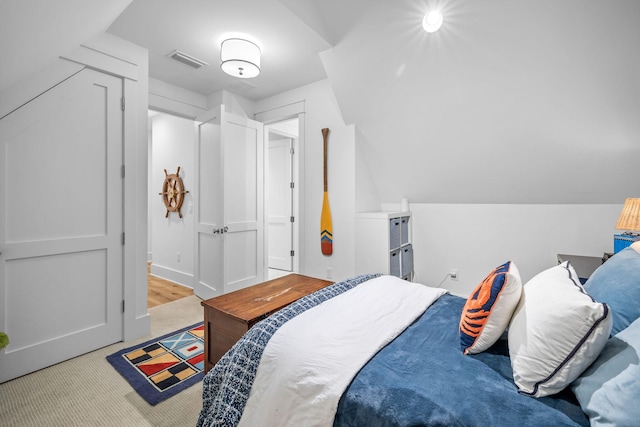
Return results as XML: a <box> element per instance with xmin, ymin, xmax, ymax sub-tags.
<box><xmin>508</xmin><ymin>261</ymin><xmax>612</xmax><ymax>397</ymax></box>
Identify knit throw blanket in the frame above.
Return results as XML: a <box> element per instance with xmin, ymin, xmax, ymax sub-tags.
<box><xmin>196</xmin><ymin>274</ymin><xmax>380</xmax><ymax>427</ymax></box>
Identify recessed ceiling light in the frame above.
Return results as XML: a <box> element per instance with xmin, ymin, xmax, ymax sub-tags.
<box><xmin>422</xmin><ymin>11</ymin><xmax>444</xmax><ymax>33</ymax></box>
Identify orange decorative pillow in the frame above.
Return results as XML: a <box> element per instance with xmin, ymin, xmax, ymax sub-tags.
<box><xmin>460</xmin><ymin>261</ymin><xmax>522</xmax><ymax>355</ymax></box>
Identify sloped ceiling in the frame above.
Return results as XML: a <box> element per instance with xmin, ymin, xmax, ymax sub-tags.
<box><xmin>0</xmin><ymin>0</ymin><xmax>133</xmax><ymax>92</ymax></box>
<box><xmin>318</xmin><ymin>0</ymin><xmax>640</xmax><ymax>204</ymax></box>
<box><xmin>3</xmin><ymin>0</ymin><xmax>638</xmax><ymax>204</ymax></box>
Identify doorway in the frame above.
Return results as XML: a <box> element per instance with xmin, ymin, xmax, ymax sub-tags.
<box><xmin>266</xmin><ymin>118</ymin><xmax>299</xmax><ymax>280</ymax></box>
<box><xmin>147</xmin><ymin>110</ymin><xmax>196</xmax><ymax>295</ymax></box>
<box><xmin>147</xmin><ymin>109</ymin><xmax>301</xmax><ymax>293</ymax></box>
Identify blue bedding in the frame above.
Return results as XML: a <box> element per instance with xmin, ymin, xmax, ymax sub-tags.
<box><xmin>198</xmin><ymin>276</ymin><xmax>589</xmax><ymax>426</ymax></box>
<box><xmin>334</xmin><ymin>293</ymin><xmax>589</xmax><ymax>426</ymax></box>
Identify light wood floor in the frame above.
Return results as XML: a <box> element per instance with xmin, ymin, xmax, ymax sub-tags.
<box><xmin>148</xmin><ymin>262</ymin><xmax>194</xmax><ymax>308</ymax></box>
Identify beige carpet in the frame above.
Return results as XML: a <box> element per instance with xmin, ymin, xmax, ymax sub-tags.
<box><xmin>0</xmin><ymin>295</ymin><xmax>204</xmax><ymax>427</ymax></box>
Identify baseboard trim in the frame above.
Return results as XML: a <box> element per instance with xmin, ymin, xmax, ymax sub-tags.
<box><xmin>149</xmin><ymin>264</ymin><xmax>194</xmax><ymax>289</ymax></box>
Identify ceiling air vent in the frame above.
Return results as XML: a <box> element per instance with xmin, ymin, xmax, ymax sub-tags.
<box><xmin>168</xmin><ymin>50</ymin><xmax>209</xmax><ymax>69</ymax></box>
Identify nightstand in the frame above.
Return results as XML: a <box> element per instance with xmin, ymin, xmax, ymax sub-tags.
<box><xmin>557</xmin><ymin>254</ymin><xmax>604</xmax><ymax>284</ymax></box>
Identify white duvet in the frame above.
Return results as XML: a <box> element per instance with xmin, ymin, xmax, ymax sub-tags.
<box><xmin>238</xmin><ymin>275</ymin><xmax>447</xmax><ymax>427</ymax></box>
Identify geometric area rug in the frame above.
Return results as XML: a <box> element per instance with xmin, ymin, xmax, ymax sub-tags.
<box><xmin>106</xmin><ymin>322</ymin><xmax>204</xmax><ymax>406</ymax></box>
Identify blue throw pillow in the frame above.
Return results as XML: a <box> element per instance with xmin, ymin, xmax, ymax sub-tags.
<box><xmin>584</xmin><ymin>243</ymin><xmax>640</xmax><ymax>335</ymax></box>
<box><xmin>572</xmin><ymin>317</ymin><xmax>640</xmax><ymax>426</ymax></box>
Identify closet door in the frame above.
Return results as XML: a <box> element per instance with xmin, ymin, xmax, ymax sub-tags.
<box><xmin>267</xmin><ymin>137</ymin><xmax>293</xmax><ymax>271</ymax></box>
<box><xmin>0</xmin><ymin>68</ymin><xmax>124</xmax><ymax>382</ymax></box>
<box><xmin>194</xmin><ymin>107</ymin><xmax>264</xmax><ymax>299</ymax></box>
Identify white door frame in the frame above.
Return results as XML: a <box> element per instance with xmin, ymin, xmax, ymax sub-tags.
<box><xmin>257</xmin><ymin>105</ymin><xmax>305</xmax><ymax>276</ymax></box>
<box><xmin>265</xmin><ymin>122</ymin><xmax>298</xmax><ymax>273</ymax></box>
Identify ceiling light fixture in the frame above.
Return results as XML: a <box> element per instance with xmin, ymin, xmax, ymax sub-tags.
<box><xmin>220</xmin><ymin>38</ymin><xmax>261</xmax><ymax>79</ymax></box>
<box><xmin>422</xmin><ymin>11</ymin><xmax>444</xmax><ymax>33</ymax></box>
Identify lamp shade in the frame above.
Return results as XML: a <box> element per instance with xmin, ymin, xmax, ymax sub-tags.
<box><xmin>220</xmin><ymin>38</ymin><xmax>261</xmax><ymax>78</ymax></box>
<box><xmin>616</xmin><ymin>198</ymin><xmax>640</xmax><ymax>231</ymax></box>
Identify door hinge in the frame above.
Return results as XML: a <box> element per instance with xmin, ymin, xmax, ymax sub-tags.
<box><xmin>290</xmin><ymin>182</ymin><xmax>294</xmax><ymax>189</ymax></box>
<box><xmin>121</xmin><ymin>165</ymin><xmax>125</xmax><ymax>178</ymax></box>
<box><xmin>121</xmin><ymin>97</ymin><xmax>125</xmax><ymax>111</ymax></box>
<box><xmin>121</xmin><ymin>232</ymin><xmax>125</xmax><ymax>245</ymax></box>
<box><xmin>122</xmin><ymin>300</ymin><xmax>125</xmax><ymax>313</ymax></box>
<box><xmin>290</xmin><ymin>216</ymin><xmax>295</xmax><ymax>223</ymax></box>
<box><xmin>290</xmin><ymin>250</ymin><xmax>295</xmax><ymax>257</ymax></box>
<box><xmin>290</xmin><ymin>147</ymin><xmax>294</xmax><ymax>155</ymax></box>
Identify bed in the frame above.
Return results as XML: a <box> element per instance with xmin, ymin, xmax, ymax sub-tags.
<box><xmin>197</xmin><ymin>243</ymin><xmax>640</xmax><ymax>427</ymax></box>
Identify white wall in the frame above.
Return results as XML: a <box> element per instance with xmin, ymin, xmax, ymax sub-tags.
<box><xmin>255</xmin><ymin>79</ymin><xmax>357</xmax><ymax>282</ymax></box>
<box><xmin>323</xmin><ymin>0</ymin><xmax>640</xmax><ymax>205</ymax></box>
<box><xmin>355</xmin><ymin>126</ymin><xmax>381</xmax><ymax>213</ymax></box>
<box><xmin>207</xmin><ymin>91</ymin><xmax>256</xmax><ymax>118</ymax></box>
<box><xmin>383</xmin><ymin>202</ymin><xmax>622</xmax><ymax>297</ymax></box>
<box><xmin>149</xmin><ymin>113</ymin><xmax>196</xmax><ymax>287</ymax></box>
<box><xmin>149</xmin><ymin>77</ymin><xmax>207</xmax><ymax>118</ymax></box>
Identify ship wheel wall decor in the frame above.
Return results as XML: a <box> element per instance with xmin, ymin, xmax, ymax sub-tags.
<box><xmin>159</xmin><ymin>166</ymin><xmax>189</xmax><ymax>218</ymax></box>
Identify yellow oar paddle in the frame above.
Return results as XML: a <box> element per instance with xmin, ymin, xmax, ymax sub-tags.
<box><xmin>321</xmin><ymin>128</ymin><xmax>333</xmax><ymax>255</ymax></box>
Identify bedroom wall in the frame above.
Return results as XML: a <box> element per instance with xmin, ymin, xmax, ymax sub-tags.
<box><xmin>355</xmin><ymin>127</ymin><xmax>381</xmax><ymax>213</ymax></box>
<box><xmin>332</xmin><ymin>1</ymin><xmax>640</xmax><ymax>294</ymax></box>
<box><xmin>255</xmin><ymin>79</ymin><xmax>357</xmax><ymax>282</ymax></box>
<box><xmin>149</xmin><ymin>112</ymin><xmax>196</xmax><ymax>287</ymax></box>
<box><xmin>149</xmin><ymin>77</ymin><xmax>207</xmax><ymax>118</ymax></box>
<box><xmin>206</xmin><ymin>91</ymin><xmax>256</xmax><ymax>119</ymax></box>
<box><xmin>382</xmin><ymin>202</ymin><xmax>622</xmax><ymax>297</ymax></box>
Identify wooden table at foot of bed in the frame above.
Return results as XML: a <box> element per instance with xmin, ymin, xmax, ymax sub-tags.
<box><xmin>201</xmin><ymin>274</ymin><xmax>333</xmax><ymax>373</ymax></box>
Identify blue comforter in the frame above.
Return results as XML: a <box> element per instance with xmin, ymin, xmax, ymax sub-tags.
<box><xmin>198</xmin><ymin>277</ymin><xmax>589</xmax><ymax>426</ymax></box>
<box><xmin>334</xmin><ymin>293</ymin><xmax>589</xmax><ymax>426</ymax></box>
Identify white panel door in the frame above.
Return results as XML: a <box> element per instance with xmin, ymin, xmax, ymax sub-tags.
<box><xmin>267</xmin><ymin>138</ymin><xmax>293</xmax><ymax>271</ymax></box>
<box><xmin>194</xmin><ymin>110</ymin><xmax>223</xmax><ymax>299</ymax></box>
<box><xmin>194</xmin><ymin>107</ymin><xmax>264</xmax><ymax>299</ymax></box>
<box><xmin>222</xmin><ymin>110</ymin><xmax>264</xmax><ymax>293</ymax></box>
<box><xmin>0</xmin><ymin>68</ymin><xmax>123</xmax><ymax>382</ymax></box>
